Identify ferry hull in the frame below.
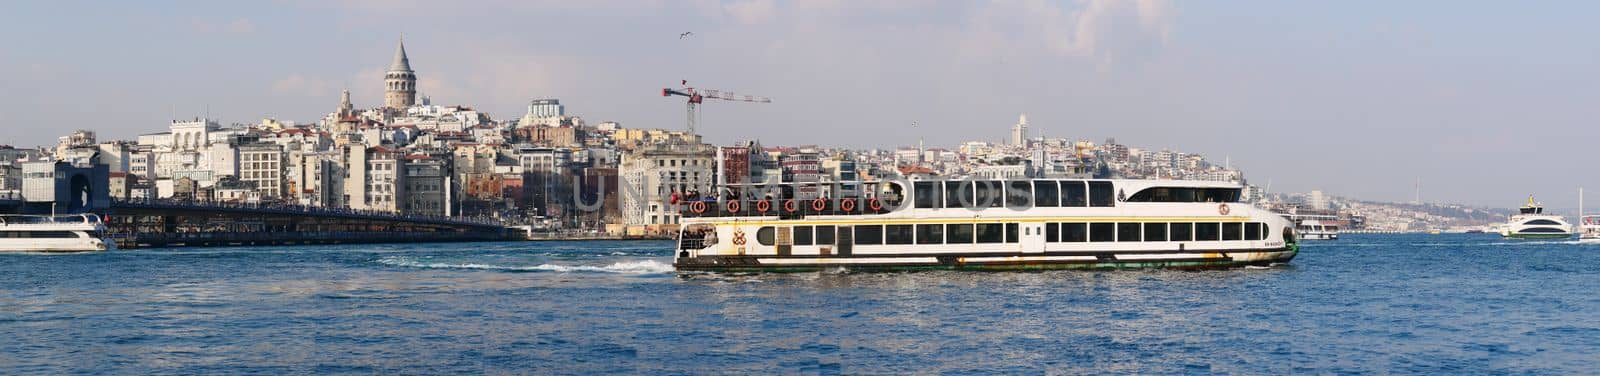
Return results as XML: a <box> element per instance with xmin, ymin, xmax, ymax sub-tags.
<box><xmin>1502</xmin><ymin>233</ymin><xmax>1573</xmax><ymax>240</ymax></box>
<box><xmin>675</xmin><ymin>247</ymin><xmax>1297</xmax><ymax>272</ymax></box>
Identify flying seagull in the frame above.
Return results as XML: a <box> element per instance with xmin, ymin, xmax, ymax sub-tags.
<box><xmin>679</xmin><ymin>31</ymin><xmax>693</xmax><ymax>39</ymax></box>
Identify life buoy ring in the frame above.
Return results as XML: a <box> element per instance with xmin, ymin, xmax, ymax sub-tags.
<box><xmin>783</xmin><ymin>200</ymin><xmax>798</xmax><ymax>213</ymax></box>
<box><xmin>755</xmin><ymin>200</ymin><xmax>771</xmax><ymax>213</ymax></box>
<box><xmin>732</xmin><ymin>230</ymin><xmax>747</xmax><ymax>245</ymax></box>
<box><xmin>1218</xmin><ymin>203</ymin><xmax>1230</xmax><ymax>216</ymax></box>
<box><xmin>812</xmin><ymin>198</ymin><xmax>827</xmax><ymax>211</ymax></box>
<box><xmin>691</xmin><ymin>201</ymin><xmax>708</xmax><ymax>214</ymax></box>
<box><xmin>726</xmin><ymin>201</ymin><xmax>741</xmax><ymax>213</ymax></box>
<box><xmin>840</xmin><ymin>198</ymin><xmax>856</xmax><ymax>212</ymax></box>
<box><xmin>868</xmin><ymin>198</ymin><xmax>884</xmax><ymax>211</ymax></box>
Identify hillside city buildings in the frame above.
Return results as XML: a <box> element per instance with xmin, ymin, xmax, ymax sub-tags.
<box><xmin>1</xmin><ymin>39</ymin><xmax>1255</xmax><ymax>236</ymax></box>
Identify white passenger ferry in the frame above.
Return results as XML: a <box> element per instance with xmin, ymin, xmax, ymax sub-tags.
<box><xmin>1499</xmin><ymin>196</ymin><xmax>1573</xmax><ymax>240</ymax></box>
<box><xmin>673</xmin><ymin>179</ymin><xmax>1299</xmax><ymax>272</ymax></box>
<box><xmin>1288</xmin><ymin>214</ymin><xmax>1341</xmax><ymax>241</ymax></box>
<box><xmin>0</xmin><ymin>214</ymin><xmax>111</xmax><ymax>252</ymax></box>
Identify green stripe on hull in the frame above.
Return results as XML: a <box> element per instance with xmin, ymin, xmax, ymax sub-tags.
<box><xmin>676</xmin><ymin>248</ymin><xmax>1298</xmax><ymax>273</ymax></box>
<box><xmin>1504</xmin><ymin>233</ymin><xmax>1573</xmax><ymax>239</ymax></box>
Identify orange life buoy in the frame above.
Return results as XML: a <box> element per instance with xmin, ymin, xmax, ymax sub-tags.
<box><xmin>783</xmin><ymin>200</ymin><xmax>798</xmax><ymax>213</ymax></box>
<box><xmin>691</xmin><ymin>201</ymin><xmax>707</xmax><ymax>214</ymax></box>
<box><xmin>755</xmin><ymin>200</ymin><xmax>771</xmax><ymax>213</ymax></box>
<box><xmin>727</xmin><ymin>201</ymin><xmax>741</xmax><ymax>213</ymax></box>
<box><xmin>869</xmin><ymin>198</ymin><xmax>884</xmax><ymax>211</ymax></box>
<box><xmin>812</xmin><ymin>198</ymin><xmax>827</xmax><ymax>211</ymax></box>
<box><xmin>1218</xmin><ymin>203</ymin><xmax>1230</xmax><ymax>216</ymax></box>
<box><xmin>840</xmin><ymin>198</ymin><xmax>856</xmax><ymax>212</ymax></box>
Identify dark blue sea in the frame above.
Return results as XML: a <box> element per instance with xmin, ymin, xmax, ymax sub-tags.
<box><xmin>2</xmin><ymin>234</ymin><xmax>1597</xmax><ymax>374</ymax></box>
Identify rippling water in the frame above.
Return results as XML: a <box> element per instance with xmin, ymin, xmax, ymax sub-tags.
<box><xmin>2</xmin><ymin>235</ymin><xmax>1597</xmax><ymax>374</ymax></box>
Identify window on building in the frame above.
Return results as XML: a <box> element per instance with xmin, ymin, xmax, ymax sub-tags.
<box><xmin>916</xmin><ymin>224</ymin><xmax>943</xmax><ymax>245</ymax></box>
<box><xmin>1089</xmin><ymin>181</ymin><xmax>1115</xmax><ymax>207</ymax></box>
<box><xmin>976</xmin><ymin>223</ymin><xmax>1004</xmax><ymax>243</ymax></box>
<box><xmin>914</xmin><ymin>182</ymin><xmax>941</xmax><ymax>209</ymax></box>
<box><xmin>1196</xmin><ymin>222</ymin><xmax>1221</xmax><ymax>241</ymax></box>
<box><xmin>793</xmin><ymin>226</ymin><xmax>814</xmax><ymax>245</ymax></box>
<box><xmin>1118</xmin><ymin>223</ymin><xmax>1142</xmax><ymax>242</ymax></box>
<box><xmin>1145</xmin><ymin>223</ymin><xmax>1168</xmax><ymax>242</ymax></box>
<box><xmin>1223</xmin><ymin>223</ymin><xmax>1243</xmax><ymax>241</ymax></box>
<box><xmin>1033</xmin><ymin>180</ymin><xmax>1059</xmax><ymax>207</ymax></box>
<box><xmin>1090</xmin><ymin>223</ymin><xmax>1115</xmax><ymax>242</ymax></box>
<box><xmin>1061</xmin><ymin>181</ymin><xmax>1087</xmax><ymax>207</ymax></box>
<box><xmin>885</xmin><ymin>224</ymin><xmax>914</xmax><ymax>245</ymax></box>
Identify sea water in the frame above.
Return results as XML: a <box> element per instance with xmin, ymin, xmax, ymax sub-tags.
<box><xmin>1</xmin><ymin>234</ymin><xmax>1596</xmax><ymax>374</ymax></box>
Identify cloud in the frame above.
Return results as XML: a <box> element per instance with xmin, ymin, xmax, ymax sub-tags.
<box><xmin>960</xmin><ymin>0</ymin><xmax>1175</xmax><ymax>68</ymax></box>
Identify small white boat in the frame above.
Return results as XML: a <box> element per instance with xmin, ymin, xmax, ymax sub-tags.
<box><xmin>1580</xmin><ymin>188</ymin><xmax>1600</xmax><ymax>242</ymax></box>
<box><xmin>0</xmin><ymin>214</ymin><xmax>111</xmax><ymax>252</ymax></box>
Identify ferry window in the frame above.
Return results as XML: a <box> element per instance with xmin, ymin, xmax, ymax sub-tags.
<box><xmin>1090</xmin><ymin>223</ymin><xmax>1115</xmax><ymax>242</ymax></box>
<box><xmin>1196</xmin><ymin>223</ymin><xmax>1221</xmax><ymax>241</ymax></box>
<box><xmin>974</xmin><ymin>181</ymin><xmax>1004</xmax><ymax>208</ymax></box>
<box><xmin>1118</xmin><ymin>223</ymin><xmax>1142</xmax><ymax>242</ymax></box>
<box><xmin>976</xmin><ymin>223</ymin><xmax>1004</xmax><ymax>243</ymax></box>
<box><xmin>916</xmin><ymin>224</ymin><xmax>943</xmax><ymax>245</ymax></box>
<box><xmin>793</xmin><ymin>226</ymin><xmax>814</xmax><ymax>246</ymax></box>
<box><xmin>1088</xmin><ymin>181</ymin><xmax>1115</xmax><ymax>207</ymax></box>
<box><xmin>947</xmin><ymin>224</ymin><xmax>974</xmax><ymax>244</ymax></box>
<box><xmin>1525</xmin><ymin>219</ymin><xmax>1562</xmax><ymax>225</ymax></box>
<box><xmin>945</xmin><ymin>181</ymin><xmax>970</xmax><ymax>208</ymax></box>
<box><xmin>1145</xmin><ymin>223</ymin><xmax>1168</xmax><ymax>242</ymax></box>
<box><xmin>1063</xmin><ymin>223</ymin><xmax>1088</xmax><ymax>242</ymax></box>
<box><xmin>15</xmin><ymin>231</ymin><xmax>77</xmax><ymax>238</ymax></box>
<box><xmin>757</xmin><ymin>226</ymin><xmax>775</xmax><ymax>246</ymax></box>
<box><xmin>885</xmin><ymin>224</ymin><xmax>915</xmax><ymax>245</ymax></box>
<box><xmin>1522</xmin><ymin>227</ymin><xmax>1569</xmax><ymax>233</ymax></box>
<box><xmin>1006</xmin><ymin>180</ymin><xmax>1032</xmax><ymax>208</ymax></box>
<box><xmin>1170</xmin><ymin>223</ymin><xmax>1193</xmax><ymax>241</ymax></box>
<box><xmin>1061</xmin><ymin>181</ymin><xmax>1088</xmax><ymax>207</ymax></box>
<box><xmin>1005</xmin><ymin>223</ymin><xmax>1019</xmax><ymax>243</ymax></box>
<box><xmin>817</xmin><ymin>226</ymin><xmax>836</xmax><ymax>245</ymax></box>
<box><xmin>1033</xmin><ymin>180</ymin><xmax>1059</xmax><ymax>207</ymax></box>
<box><xmin>1046</xmin><ymin>222</ymin><xmax>1060</xmax><ymax>242</ymax></box>
<box><xmin>914</xmin><ymin>182</ymin><xmax>941</xmax><ymax>209</ymax></box>
<box><xmin>1245</xmin><ymin>222</ymin><xmax>1262</xmax><ymax>241</ymax></box>
<box><xmin>1223</xmin><ymin>223</ymin><xmax>1243</xmax><ymax>241</ymax></box>
<box><xmin>855</xmin><ymin>225</ymin><xmax>883</xmax><ymax>245</ymax></box>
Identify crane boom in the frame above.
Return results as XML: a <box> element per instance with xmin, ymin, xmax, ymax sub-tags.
<box><xmin>660</xmin><ymin>85</ymin><xmax>771</xmax><ymax>135</ymax></box>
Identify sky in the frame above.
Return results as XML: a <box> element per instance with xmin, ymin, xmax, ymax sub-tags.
<box><xmin>2</xmin><ymin>0</ymin><xmax>1598</xmax><ymax>209</ymax></box>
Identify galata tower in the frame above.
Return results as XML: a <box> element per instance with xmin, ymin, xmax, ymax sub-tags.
<box><xmin>384</xmin><ymin>39</ymin><xmax>417</xmax><ymax>109</ymax></box>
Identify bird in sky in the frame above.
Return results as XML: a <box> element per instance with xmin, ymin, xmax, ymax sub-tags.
<box><xmin>679</xmin><ymin>31</ymin><xmax>693</xmax><ymax>39</ymax></box>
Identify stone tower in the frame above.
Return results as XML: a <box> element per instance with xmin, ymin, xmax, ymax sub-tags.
<box><xmin>384</xmin><ymin>39</ymin><xmax>417</xmax><ymax>109</ymax></box>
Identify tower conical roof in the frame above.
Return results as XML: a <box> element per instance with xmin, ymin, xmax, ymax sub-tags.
<box><xmin>389</xmin><ymin>39</ymin><xmax>412</xmax><ymax>72</ymax></box>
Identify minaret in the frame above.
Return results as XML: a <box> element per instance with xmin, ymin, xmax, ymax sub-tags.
<box><xmin>337</xmin><ymin>89</ymin><xmax>354</xmax><ymax>117</ymax></box>
<box><xmin>384</xmin><ymin>39</ymin><xmax>417</xmax><ymax>109</ymax></box>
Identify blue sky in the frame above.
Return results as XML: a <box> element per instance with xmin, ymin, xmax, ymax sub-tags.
<box><xmin>2</xmin><ymin>1</ymin><xmax>1598</xmax><ymax>209</ymax></box>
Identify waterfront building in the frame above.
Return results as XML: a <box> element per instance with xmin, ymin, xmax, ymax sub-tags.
<box><xmin>1010</xmin><ymin>114</ymin><xmax>1028</xmax><ymax>145</ymax></box>
<box><xmin>619</xmin><ymin>143</ymin><xmax>714</xmax><ymax>233</ymax></box>
<box><xmin>238</xmin><ymin>143</ymin><xmax>285</xmax><ymax>199</ymax></box>
<box><xmin>403</xmin><ymin>155</ymin><xmax>451</xmax><ymax>216</ymax></box>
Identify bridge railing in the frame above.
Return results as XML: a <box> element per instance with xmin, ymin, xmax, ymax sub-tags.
<box><xmin>110</xmin><ymin>198</ymin><xmax>505</xmax><ymax>227</ymax></box>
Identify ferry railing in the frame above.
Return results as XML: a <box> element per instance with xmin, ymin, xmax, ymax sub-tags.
<box><xmin>678</xmin><ymin>197</ymin><xmax>899</xmax><ymax>219</ymax></box>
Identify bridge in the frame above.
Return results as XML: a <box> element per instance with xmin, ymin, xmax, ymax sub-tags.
<box><xmin>104</xmin><ymin>198</ymin><xmax>516</xmax><ymax>248</ymax></box>
<box><xmin>1</xmin><ymin>164</ymin><xmax>518</xmax><ymax>248</ymax></box>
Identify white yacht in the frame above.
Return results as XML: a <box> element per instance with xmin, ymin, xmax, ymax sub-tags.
<box><xmin>1499</xmin><ymin>196</ymin><xmax>1573</xmax><ymax>240</ymax></box>
<box><xmin>674</xmin><ymin>178</ymin><xmax>1298</xmax><ymax>272</ymax></box>
<box><xmin>0</xmin><ymin>214</ymin><xmax>110</xmax><ymax>252</ymax></box>
<box><xmin>1578</xmin><ymin>216</ymin><xmax>1600</xmax><ymax>243</ymax></box>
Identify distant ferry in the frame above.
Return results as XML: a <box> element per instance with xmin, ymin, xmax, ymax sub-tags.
<box><xmin>1499</xmin><ymin>196</ymin><xmax>1572</xmax><ymax>239</ymax></box>
<box><xmin>0</xmin><ymin>214</ymin><xmax>110</xmax><ymax>252</ymax></box>
<box><xmin>673</xmin><ymin>179</ymin><xmax>1298</xmax><ymax>272</ymax></box>
<box><xmin>1286</xmin><ymin>213</ymin><xmax>1340</xmax><ymax>240</ymax></box>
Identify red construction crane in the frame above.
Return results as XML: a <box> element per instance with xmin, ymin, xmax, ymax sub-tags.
<box><xmin>662</xmin><ymin>82</ymin><xmax>771</xmax><ymax>135</ymax></box>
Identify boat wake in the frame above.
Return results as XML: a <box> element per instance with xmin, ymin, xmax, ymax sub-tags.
<box><xmin>376</xmin><ymin>256</ymin><xmax>674</xmax><ymax>274</ymax></box>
